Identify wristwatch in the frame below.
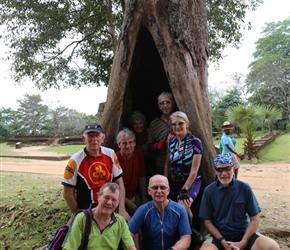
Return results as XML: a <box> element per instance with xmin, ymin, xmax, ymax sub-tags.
<box><xmin>217</xmin><ymin>236</ymin><xmax>225</xmax><ymax>243</ymax></box>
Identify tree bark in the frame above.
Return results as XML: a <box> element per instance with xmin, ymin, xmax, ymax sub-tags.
<box><xmin>101</xmin><ymin>0</ymin><xmax>215</xmax><ymax>184</ymax></box>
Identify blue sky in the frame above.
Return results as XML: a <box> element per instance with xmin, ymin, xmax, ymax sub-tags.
<box><xmin>0</xmin><ymin>0</ymin><xmax>289</xmax><ymax>115</ymax></box>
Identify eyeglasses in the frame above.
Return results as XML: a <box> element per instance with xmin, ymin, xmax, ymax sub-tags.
<box><xmin>171</xmin><ymin>122</ymin><xmax>185</xmax><ymax>127</ymax></box>
<box><xmin>158</xmin><ymin>101</ymin><xmax>172</xmax><ymax>106</ymax></box>
<box><xmin>215</xmin><ymin>165</ymin><xmax>233</xmax><ymax>172</ymax></box>
<box><xmin>149</xmin><ymin>186</ymin><xmax>169</xmax><ymax>190</ymax></box>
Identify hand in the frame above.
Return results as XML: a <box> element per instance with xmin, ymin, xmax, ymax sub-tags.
<box><xmin>177</xmin><ymin>188</ymin><xmax>190</xmax><ymax>200</ymax></box>
<box><xmin>178</xmin><ymin>197</ymin><xmax>193</xmax><ymax>213</ymax></box>
<box><xmin>228</xmin><ymin>240</ymin><xmax>245</xmax><ymax>250</ymax></box>
<box><xmin>167</xmin><ymin>131</ymin><xmax>175</xmax><ymax>141</ymax></box>
<box><xmin>221</xmin><ymin>240</ymin><xmax>240</xmax><ymax>250</ymax></box>
<box><xmin>155</xmin><ymin>139</ymin><xmax>167</xmax><ymax>149</ymax></box>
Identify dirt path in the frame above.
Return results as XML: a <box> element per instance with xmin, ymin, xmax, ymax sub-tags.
<box><xmin>1</xmin><ymin>146</ymin><xmax>68</xmax><ymax>175</ymax></box>
<box><xmin>1</xmin><ymin>146</ymin><xmax>290</xmax><ymax>247</ymax></box>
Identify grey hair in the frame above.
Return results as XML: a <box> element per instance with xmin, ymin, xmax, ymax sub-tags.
<box><xmin>157</xmin><ymin>91</ymin><xmax>173</xmax><ymax>103</ymax></box>
<box><xmin>129</xmin><ymin>111</ymin><xmax>147</xmax><ymax>126</ymax></box>
<box><xmin>116</xmin><ymin>128</ymin><xmax>136</xmax><ymax>144</ymax></box>
<box><xmin>170</xmin><ymin>111</ymin><xmax>189</xmax><ymax>123</ymax></box>
<box><xmin>99</xmin><ymin>182</ymin><xmax>121</xmax><ymax>200</ymax></box>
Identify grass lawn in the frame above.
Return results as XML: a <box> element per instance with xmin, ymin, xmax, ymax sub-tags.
<box><xmin>0</xmin><ymin>143</ymin><xmax>84</xmax><ymax>156</ymax></box>
<box><xmin>258</xmin><ymin>133</ymin><xmax>290</xmax><ymax>163</ymax></box>
<box><xmin>41</xmin><ymin>144</ymin><xmax>84</xmax><ymax>155</ymax></box>
<box><xmin>213</xmin><ymin>132</ymin><xmax>290</xmax><ymax>164</ymax></box>
<box><xmin>0</xmin><ymin>143</ymin><xmax>19</xmax><ymax>155</ymax></box>
<box><xmin>213</xmin><ymin>131</ymin><xmax>269</xmax><ymax>154</ymax></box>
<box><xmin>0</xmin><ymin>171</ymin><xmax>70</xmax><ymax>250</ymax></box>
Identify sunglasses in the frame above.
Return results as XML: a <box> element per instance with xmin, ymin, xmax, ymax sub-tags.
<box><xmin>215</xmin><ymin>165</ymin><xmax>233</xmax><ymax>172</ymax></box>
<box><xmin>171</xmin><ymin>122</ymin><xmax>185</xmax><ymax>127</ymax></box>
<box><xmin>149</xmin><ymin>186</ymin><xmax>169</xmax><ymax>190</ymax></box>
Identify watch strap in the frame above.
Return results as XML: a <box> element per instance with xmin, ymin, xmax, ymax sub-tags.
<box><xmin>217</xmin><ymin>236</ymin><xmax>225</xmax><ymax>243</ymax></box>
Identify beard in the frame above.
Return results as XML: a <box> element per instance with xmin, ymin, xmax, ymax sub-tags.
<box><xmin>217</xmin><ymin>174</ymin><xmax>234</xmax><ymax>186</ymax></box>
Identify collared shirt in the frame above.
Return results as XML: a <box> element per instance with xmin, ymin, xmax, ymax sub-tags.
<box><xmin>63</xmin><ymin>212</ymin><xmax>134</xmax><ymax>249</ymax></box>
<box><xmin>62</xmin><ymin>146</ymin><xmax>123</xmax><ymax>208</ymax></box>
<box><xmin>199</xmin><ymin>178</ymin><xmax>261</xmax><ymax>238</ymax></box>
<box><xmin>128</xmin><ymin>199</ymin><xmax>192</xmax><ymax>250</ymax></box>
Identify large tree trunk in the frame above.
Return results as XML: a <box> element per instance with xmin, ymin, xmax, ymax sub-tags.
<box><xmin>101</xmin><ymin>0</ymin><xmax>215</xmax><ymax>184</ymax></box>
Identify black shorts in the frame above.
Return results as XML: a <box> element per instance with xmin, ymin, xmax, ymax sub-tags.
<box><xmin>210</xmin><ymin>232</ymin><xmax>261</xmax><ymax>250</ymax></box>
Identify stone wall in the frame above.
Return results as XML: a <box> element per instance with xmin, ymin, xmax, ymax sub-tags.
<box><xmin>253</xmin><ymin>132</ymin><xmax>278</xmax><ymax>154</ymax></box>
<box><xmin>6</xmin><ymin>135</ymin><xmax>83</xmax><ymax>147</ymax></box>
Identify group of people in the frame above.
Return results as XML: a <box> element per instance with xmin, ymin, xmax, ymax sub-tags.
<box><xmin>60</xmin><ymin>91</ymin><xmax>280</xmax><ymax>250</ymax></box>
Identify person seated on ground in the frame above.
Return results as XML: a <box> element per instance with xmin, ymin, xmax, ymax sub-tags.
<box><xmin>116</xmin><ymin>128</ymin><xmax>148</xmax><ymax>216</ymax></box>
<box><xmin>128</xmin><ymin>174</ymin><xmax>192</xmax><ymax>250</ymax></box>
<box><xmin>61</xmin><ymin>122</ymin><xmax>130</xmax><ymax>222</ymax></box>
<box><xmin>198</xmin><ymin>153</ymin><xmax>280</xmax><ymax>250</ymax></box>
<box><xmin>62</xmin><ymin>183</ymin><xmax>137</xmax><ymax>250</ymax></box>
<box><xmin>129</xmin><ymin>111</ymin><xmax>153</xmax><ymax>181</ymax></box>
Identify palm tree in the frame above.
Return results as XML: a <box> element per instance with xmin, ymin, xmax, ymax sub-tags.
<box><xmin>226</xmin><ymin>104</ymin><xmax>264</xmax><ymax>159</ymax></box>
<box><xmin>262</xmin><ymin>106</ymin><xmax>282</xmax><ymax>131</ymax></box>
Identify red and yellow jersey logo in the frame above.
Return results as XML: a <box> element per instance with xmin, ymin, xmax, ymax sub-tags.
<box><xmin>64</xmin><ymin>159</ymin><xmax>76</xmax><ymax>179</ymax></box>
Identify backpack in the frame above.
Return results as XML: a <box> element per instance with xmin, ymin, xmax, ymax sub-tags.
<box><xmin>47</xmin><ymin>209</ymin><xmax>93</xmax><ymax>250</ymax></box>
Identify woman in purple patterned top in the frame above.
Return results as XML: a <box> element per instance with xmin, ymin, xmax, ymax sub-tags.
<box><xmin>164</xmin><ymin>111</ymin><xmax>203</xmax><ymax>202</ymax></box>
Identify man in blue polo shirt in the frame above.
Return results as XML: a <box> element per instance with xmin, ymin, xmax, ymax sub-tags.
<box><xmin>198</xmin><ymin>154</ymin><xmax>279</xmax><ymax>250</ymax></box>
<box><xmin>128</xmin><ymin>174</ymin><xmax>191</xmax><ymax>250</ymax></box>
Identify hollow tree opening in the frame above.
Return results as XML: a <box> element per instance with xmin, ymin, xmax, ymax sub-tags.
<box><xmin>122</xmin><ymin>27</ymin><xmax>172</xmax><ymax>128</ymax></box>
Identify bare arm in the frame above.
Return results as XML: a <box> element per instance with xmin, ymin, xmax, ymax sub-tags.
<box><xmin>242</xmin><ymin>214</ymin><xmax>260</xmax><ymax>241</ymax></box>
<box><xmin>63</xmin><ymin>186</ymin><xmax>78</xmax><ymax>214</ymax></box>
<box><xmin>204</xmin><ymin>219</ymin><xmax>233</xmax><ymax>249</ymax></box>
<box><xmin>138</xmin><ymin>176</ymin><xmax>148</xmax><ymax>204</ymax></box>
<box><xmin>228</xmin><ymin>214</ymin><xmax>260</xmax><ymax>250</ymax></box>
<box><xmin>182</xmin><ymin>154</ymin><xmax>202</xmax><ymax>190</ymax></box>
<box><xmin>131</xmin><ymin>233</ymin><xmax>141</xmax><ymax>250</ymax></box>
<box><xmin>126</xmin><ymin>246</ymin><xmax>137</xmax><ymax>250</ymax></box>
<box><xmin>178</xmin><ymin>198</ymin><xmax>193</xmax><ymax>225</ymax></box>
<box><xmin>204</xmin><ymin>219</ymin><xmax>223</xmax><ymax>239</ymax></box>
<box><xmin>115</xmin><ymin>177</ymin><xmax>131</xmax><ymax>221</ymax></box>
<box><xmin>225</xmin><ymin>144</ymin><xmax>240</xmax><ymax>157</ymax></box>
<box><xmin>164</xmin><ymin>153</ymin><xmax>171</xmax><ymax>177</ymax></box>
<box><xmin>170</xmin><ymin>234</ymin><xmax>191</xmax><ymax>250</ymax></box>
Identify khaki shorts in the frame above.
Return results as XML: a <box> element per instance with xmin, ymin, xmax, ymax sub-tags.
<box><xmin>222</xmin><ymin>153</ymin><xmax>240</xmax><ymax>169</ymax></box>
<box><xmin>231</xmin><ymin>153</ymin><xmax>240</xmax><ymax>169</ymax></box>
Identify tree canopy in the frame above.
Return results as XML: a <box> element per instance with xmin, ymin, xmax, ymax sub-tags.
<box><xmin>0</xmin><ymin>94</ymin><xmax>97</xmax><ymax>139</ymax></box>
<box><xmin>0</xmin><ymin>0</ymin><xmax>262</xmax><ymax>89</ymax></box>
<box><xmin>210</xmin><ymin>87</ymin><xmax>244</xmax><ymax>131</ymax></box>
<box><xmin>17</xmin><ymin>94</ymin><xmax>49</xmax><ymax>135</ymax></box>
<box><xmin>246</xmin><ymin>17</ymin><xmax>290</xmax><ymax>123</ymax></box>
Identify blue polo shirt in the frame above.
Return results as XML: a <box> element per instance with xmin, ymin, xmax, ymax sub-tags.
<box><xmin>199</xmin><ymin>178</ymin><xmax>261</xmax><ymax>238</ymax></box>
<box><xmin>128</xmin><ymin>199</ymin><xmax>191</xmax><ymax>250</ymax></box>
